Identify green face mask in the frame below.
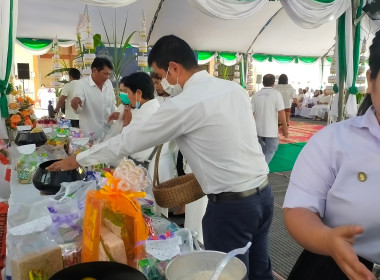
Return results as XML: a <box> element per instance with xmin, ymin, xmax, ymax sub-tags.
<box><xmin>120</xmin><ymin>92</ymin><xmax>130</xmax><ymax>105</ymax></box>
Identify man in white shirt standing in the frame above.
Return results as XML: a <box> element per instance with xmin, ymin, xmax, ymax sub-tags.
<box><xmin>54</xmin><ymin>68</ymin><xmax>81</xmax><ymax>127</ymax></box>
<box><xmin>71</xmin><ymin>57</ymin><xmax>116</xmax><ymax>138</ymax></box>
<box><xmin>48</xmin><ymin>35</ymin><xmax>273</xmax><ymax>280</ymax></box>
<box><xmin>252</xmin><ymin>74</ymin><xmax>288</xmax><ymax>164</ymax></box>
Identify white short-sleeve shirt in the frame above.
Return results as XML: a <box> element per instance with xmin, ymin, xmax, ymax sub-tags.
<box><xmin>273</xmin><ymin>84</ymin><xmax>297</xmax><ymax>109</ymax></box>
<box><xmin>251</xmin><ymin>87</ymin><xmax>284</xmax><ymax>138</ymax></box>
<box><xmin>73</xmin><ymin>76</ymin><xmax>116</xmax><ymax>138</ymax></box>
<box><xmin>60</xmin><ymin>80</ymin><xmax>79</xmax><ymax>120</ymax></box>
<box><xmin>283</xmin><ymin>106</ymin><xmax>380</xmax><ymax>263</ymax></box>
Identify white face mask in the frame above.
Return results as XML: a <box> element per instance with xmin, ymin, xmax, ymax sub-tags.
<box><xmin>161</xmin><ymin>68</ymin><xmax>183</xmax><ymax>97</ymax></box>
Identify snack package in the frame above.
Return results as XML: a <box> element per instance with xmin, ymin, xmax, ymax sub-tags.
<box><xmin>15</xmin><ymin>145</ymin><xmax>41</xmax><ymax>184</ymax></box>
<box><xmin>68</xmin><ymin>137</ymin><xmax>90</xmax><ymax>156</ymax></box>
<box><xmin>9</xmin><ymin>232</ymin><xmax>63</xmax><ymax>280</ymax></box>
<box><xmin>0</xmin><ymin>203</ymin><xmax>8</xmax><ymax>275</ymax></box>
<box><xmin>82</xmin><ymin>172</ymin><xmax>149</xmax><ymax>268</ymax></box>
<box><xmin>7</xmin><ymin>197</ymin><xmax>63</xmax><ymax>280</ymax></box>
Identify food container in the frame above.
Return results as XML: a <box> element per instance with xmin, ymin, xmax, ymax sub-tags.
<box><xmin>49</xmin><ymin>261</ymin><xmax>147</xmax><ymax>280</ymax></box>
<box><xmin>32</xmin><ymin>159</ymin><xmax>86</xmax><ymax>195</ymax></box>
<box><xmin>14</xmin><ymin>130</ymin><xmax>47</xmax><ymax>147</ymax></box>
<box><xmin>165</xmin><ymin>251</ymin><xmax>247</xmax><ymax>280</ymax></box>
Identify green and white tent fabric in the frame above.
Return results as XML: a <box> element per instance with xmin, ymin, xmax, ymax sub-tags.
<box><xmin>0</xmin><ymin>0</ymin><xmax>17</xmax><ymax>138</ymax></box>
<box><xmin>10</xmin><ymin>0</ymin><xmax>380</xmax><ymax>119</ymax></box>
<box><xmin>16</xmin><ymin>38</ymin><xmax>76</xmax><ymax>55</ymax></box>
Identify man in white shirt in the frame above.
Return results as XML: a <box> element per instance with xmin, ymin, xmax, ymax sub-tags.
<box><xmin>48</xmin><ymin>35</ymin><xmax>273</xmax><ymax>280</ymax></box>
<box><xmin>54</xmin><ymin>68</ymin><xmax>81</xmax><ymax>127</ymax></box>
<box><xmin>71</xmin><ymin>57</ymin><xmax>116</xmax><ymax>138</ymax></box>
<box><xmin>151</xmin><ymin>72</ymin><xmax>171</xmax><ymax>105</ymax></box>
<box><xmin>252</xmin><ymin>74</ymin><xmax>288</xmax><ymax>164</ymax></box>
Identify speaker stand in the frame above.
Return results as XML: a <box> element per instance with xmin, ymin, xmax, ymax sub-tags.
<box><xmin>21</xmin><ymin>79</ymin><xmax>25</xmax><ymax>99</ymax></box>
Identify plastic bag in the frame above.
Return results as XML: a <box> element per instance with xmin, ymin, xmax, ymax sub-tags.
<box><xmin>9</xmin><ymin>231</ymin><xmax>63</xmax><ymax>280</ymax></box>
<box><xmin>81</xmin><ymin>172</ymin><xmax>149</xmax><ymax>268</ymax></box>
<box><xmin>7</xmin><ymin>197</ymin><xmax>63</xmax><ymax>280</ymax></box>
<box><xmin>48</xmin><ymin>180</ymin><xmax>97</xmax><ymax>244</ymax></box>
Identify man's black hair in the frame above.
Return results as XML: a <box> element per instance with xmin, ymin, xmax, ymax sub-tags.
<box><xmin>148</xmin><ymin>35</ymin><xmax>198</xmax><ymax>71</ymax></box>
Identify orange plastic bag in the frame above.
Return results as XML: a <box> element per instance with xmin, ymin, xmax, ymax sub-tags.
<box><xmin>82</xmin><ymin>172</ymin><xmax>149</xmax><ymax>267</ymax></box>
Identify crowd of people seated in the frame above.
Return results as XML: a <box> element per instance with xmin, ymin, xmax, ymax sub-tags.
<box><xmin>290</xmin><ymin>87</ymin><xmax>333</xmax><ymax>121</ymax></box>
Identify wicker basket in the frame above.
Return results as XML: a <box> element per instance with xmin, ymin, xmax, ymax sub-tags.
<box><xmin>152</xmin><ymin>145</ymin><xmax>205</xmax><ymax>208</ymax></box>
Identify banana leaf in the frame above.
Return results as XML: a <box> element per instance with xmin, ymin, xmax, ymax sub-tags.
<box><xmin>45</xmin><ymin>68</ymin><xmax>72</xmax><ymax>77</ymax></box>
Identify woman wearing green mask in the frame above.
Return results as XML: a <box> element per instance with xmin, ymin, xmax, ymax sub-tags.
<box><xmin>105</xmin><ymin>72</ymin><xmax>159</xmax><ymax>142</ymax></box>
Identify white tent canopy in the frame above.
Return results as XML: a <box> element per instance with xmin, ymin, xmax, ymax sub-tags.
<box><xmin>16</xmin><ymin>0</ymin><xmax>373</xmax><ymax>57</ymax></box>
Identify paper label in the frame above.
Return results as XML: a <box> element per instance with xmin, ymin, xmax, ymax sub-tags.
<box><xmin>8</xmin><ymin>215</ymin><xmax>52</xmax><ymax>235</ymax></box>
<box><xmin>145</xmin><ymin>236</ymin><xmax>182</xmax><ymax>261</ymax></box>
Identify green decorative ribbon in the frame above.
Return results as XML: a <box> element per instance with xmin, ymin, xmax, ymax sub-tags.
<box><xmin>0</xmin><ymin>81</ymin><xmax>9</xmax><ymax>118</ymax></box>
<box><xmin>0</xmin><ymin>0</ymin><xmax>14</xmax><ymax>118</ymax></box>
<box><xmin>348</xmin><ymin>86</ymin><xmax>358</xmax><ymax>95</ymax></box>
<box><xmin>252</xmin><ymin>53</ymin><xmax>318</xmax><ymax>64</ymax></box>
<box><xmin>333</xmin><ymin>84</ymin><xmax>339</xmax><ymax>93</ymax></box>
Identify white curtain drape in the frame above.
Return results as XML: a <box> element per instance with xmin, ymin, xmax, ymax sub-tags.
<box><xmin>219</xmin><ymin>53</ymin><xmax>242</xmax><ymax>66</ymax></box>
<box><xmin>344</xmin><ymin>7</ymin><xmax>357</xmax><ymax>118</ymax></box>
<box><xmin>15</xmin><ymin>40</ymin><xmax>76</xmax><ymax>56</ymax></box>
<box><xmin>280</xmin><ymin>0</ymin><xmax>350</xmax><ymax>28</ymax></box>
<box><xmin>0</xmin><ymin>0</ymin><xmax>18</xmax><ymax>139</ymax></box>
<box><xmin>188</xmin><ymin>0</ymin><xmax>267</xmax><ymax>20</ymax></box>
<box><xmin>80</xmin><ymin>0</ymin><xmax>138</xmax><ymax>7</ymax></box>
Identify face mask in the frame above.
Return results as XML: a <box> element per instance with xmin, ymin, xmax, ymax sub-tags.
<box><xmin>120</xmin><ymin>92</ymin><xmax>130</xmax><ymax>105</ymax></box>
<box><xmin>161</xmin><ymin>68</ymin><xmax>183</xmax><ymax>97</ymax></box>
<box><xmin>135</xmin><ymin>94</ymin><xmax>141</xmax><ymax>109</ymax></box>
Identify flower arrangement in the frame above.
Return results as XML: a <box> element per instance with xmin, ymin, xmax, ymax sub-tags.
<box><xmin>6</xmin><ymin>96</ymin><xmax>37</xmax><ymax>130</ymax></box>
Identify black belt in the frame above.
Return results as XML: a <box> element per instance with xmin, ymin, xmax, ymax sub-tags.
<box><xmin>207</xmin><ymin>178</ymin><xmax>269</xmax><ymax>202</ymax></box>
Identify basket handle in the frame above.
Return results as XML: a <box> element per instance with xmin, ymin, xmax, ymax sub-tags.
<box><xmin>153</xmin><ymin>144</ymin><xmax>164</xmax><ymax>187</ymax></box>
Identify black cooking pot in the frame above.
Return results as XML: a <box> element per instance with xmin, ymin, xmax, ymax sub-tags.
<box><xmin>49</xmin><ymin>261</ymin><xmax>147</xmax><ymax>280</ymax></box>
<box><xmin>32</xmin><ymin>159</ymin><xmax>86</xmax><ymax>195</ymax></box>
<box><xmin>14</xmin><ymin>130</ymin><xmax>47</xmax><ymax>147</ymax></box>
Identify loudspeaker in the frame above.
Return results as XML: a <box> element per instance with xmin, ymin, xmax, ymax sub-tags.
<box><xmin>17</xmin><ymin>63</ymin><xmax>30</xmax><ymax>80</ymax></box>
<box><xmin>256</xmin><ymin>74</ymin><xmax>262</xmax><ymax>84</ymax></box>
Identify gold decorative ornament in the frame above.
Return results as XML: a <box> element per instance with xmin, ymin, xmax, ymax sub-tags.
<box><xmin>357</xmin><ymin>172</ymin><xmax>367</xmax><ymax>182</ymax></box>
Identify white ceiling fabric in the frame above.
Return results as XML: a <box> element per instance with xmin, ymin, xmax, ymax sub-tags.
<box><xmin>81</xmin><ymin>0</ymin><xmax>139</xmax><ymax>8</ymax></box>
<box><xmin>15</xmin><ymin>0</ymin><xmax>379</xmax><ymax>57</ymax></box>
<box><xmin>188</xmin><ymin>0</ymin><xmax>268</xmax><ymax>20</ymax></box>
<box><xmin>280</xmin><ymin>0</ymin><xmax>351</xmax><ymax>29</ymax></box>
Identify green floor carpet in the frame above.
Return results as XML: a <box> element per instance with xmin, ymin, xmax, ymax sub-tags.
<box><xmin>269</xmin><ymin>142</ymin><xmax>306</xmax><ymax>173</ymax></box>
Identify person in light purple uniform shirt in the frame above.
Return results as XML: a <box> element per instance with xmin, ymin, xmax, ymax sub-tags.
<box><xmin>283</xmin><ymin>31</ymin><xmax>380</xmax><ymax>280</ymax></box>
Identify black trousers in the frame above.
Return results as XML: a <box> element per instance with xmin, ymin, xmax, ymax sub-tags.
<box><xmin>288</xmin><ymin>250</ymin><xmax>374</xmax><ymax>280</ymax></box>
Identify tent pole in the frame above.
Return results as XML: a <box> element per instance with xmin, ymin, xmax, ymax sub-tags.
<box><xmin>338</xmin><ymin>78</ymin><xmax>345</xmax><ymax>121</ymax></box>
<box><xmin>147</xmin><ymin>0</ymin><xmax>166</xmax><ymax>44</ymax></box>
<box><xmin>245</xmin><ymin>7</ymin><xmax>283</xmax><ymax>54</ymax></box>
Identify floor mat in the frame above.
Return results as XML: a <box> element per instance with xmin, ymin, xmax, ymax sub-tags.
<box><xmin>279</xmin><ymin>121</ymin><xmax>324</xmax><ymax>144</ymax></box>
<box><xmin>269</xmin><ymin>142</ymin><xmax>306</xmax><ymax>173</ymax></box>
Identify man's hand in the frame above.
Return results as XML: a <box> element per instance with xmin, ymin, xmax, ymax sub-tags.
<box><xmin>297</xmin><ymin>104</ymin><xmax>301</xmax><ymax>110</ymax></box>
<box><xmin>71</xmin><ymin>97</ymin><xmax>83</xmax><ymax>111</ymax></box>
<box><xmin>108</xmin><ymin>112</ymin><xmax>120</xmax><ymax>123</ymax></box>
<box><xmin>282</xmin><ymin>127</ymin><xmax>289</xmax><ymax>137</ymax></box>
<box><xmin>46</xmin><ymin>154</ymin><xmax>80</xmax><ymax>171</ymax></box>
<box><xmin>123</xmin><ymin>106</ymin><xmax>132</xmax><ymax>127</ymax></box>
<box><xmin>327</xmin><ymin>225</ymin><xmax>375</xmax><ymax>280</ymax></box>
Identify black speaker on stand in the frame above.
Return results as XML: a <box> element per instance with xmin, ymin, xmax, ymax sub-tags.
<box><xmin>17</xmin><ymin>63</ymin><xmax>30</xmax><ymax>98</ymax></box>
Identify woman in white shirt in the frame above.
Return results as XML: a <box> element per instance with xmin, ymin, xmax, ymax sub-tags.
<box><xmin>282</xmin><ymin>31</ymin><xmax>380</xmax><ymax>280</ymax></box>
<box><xmin>274</xmin><ymin>74</ymin><xmax>300</xmax><ymax>126</ymax></box>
